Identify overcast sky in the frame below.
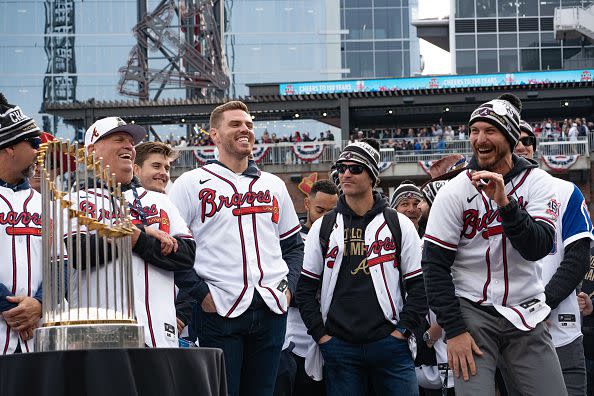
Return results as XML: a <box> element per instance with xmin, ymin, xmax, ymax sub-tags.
<box><xmin>418</xmin><ymin>0</ymin><xmax>451</xmax><ymax>75</ymax></box>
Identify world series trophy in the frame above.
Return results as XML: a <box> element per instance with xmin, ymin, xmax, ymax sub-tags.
<box><xmin>34</xmin><ymin>139</ymin><xmax>145</xmax><ymax>351</ymax></box>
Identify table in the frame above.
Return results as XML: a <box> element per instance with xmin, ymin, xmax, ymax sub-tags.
<box><xmin>0</xmin><ymin>347</ymin><xmax>227</xmax><ymax>396</ymax></box>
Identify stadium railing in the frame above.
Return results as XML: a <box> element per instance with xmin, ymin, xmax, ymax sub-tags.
<box><xmin>171</xmin><ymin>139</ymin><xmax>589</xmax><ymax>172</ymax></box>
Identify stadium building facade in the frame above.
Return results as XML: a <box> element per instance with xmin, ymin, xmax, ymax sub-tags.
<box><xmin>451</xmin><ymin>0</ymin><xmax>594</xmax><ymax>74</ymax></box>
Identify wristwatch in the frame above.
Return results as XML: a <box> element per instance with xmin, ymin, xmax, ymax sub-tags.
<box><xmin>423</xmin><ymin>330</ymin><xmax>438</xmax><ymax>346</ymax></box>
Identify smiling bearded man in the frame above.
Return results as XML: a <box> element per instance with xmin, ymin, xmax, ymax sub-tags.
<box><xmin>169</xmin><ymin>101</ymin><xmax>304</xmax><ymax>396</ymax></box>
<box><xmin>421</xmin><ymin>93</ymin><xmax>568</xmax><ymax>396</ymax></box>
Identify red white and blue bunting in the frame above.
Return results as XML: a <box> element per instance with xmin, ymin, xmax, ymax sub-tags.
<box><xmin>418</xmin><ymin>160</ymin><xmax>437</xmax><ymax>175</ymax></box>
<box><xmin>541</xmin><ymin>155</ymin><xmax>579</xmax><ymax>171</ymax></box>
<box><xmin>291</xmin><ymin>144</ymin><xmax>325</xmax><ymax>162</ymax></box>
<box><xmin>251</xmin><ymin>145</ymin><xmax>270</xmax><ymax>164</ymax></box>
<box><xmin>192</xmin><ymin>146</ymin><xmax>270</xmax><ymax>165</ymax></box>
<box><xmin>192</xmin><ymin>147</ymin><xmax>217</xmax><ymax>165</ymax></box>
<box><xmin>378</xmin><ymin>162</ymin><xmax>392</xmax><ymax>174</ymax></box>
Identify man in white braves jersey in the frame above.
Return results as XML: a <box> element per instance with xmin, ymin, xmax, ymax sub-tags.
<box><xmin>297</xmin><ymin>138</ymin><xmax>427</xmax><ymax>396</ymax></box>
<box><xmin>507</xmin><ymin>121</ymin><xmax>592</xmax><ymax>396</ymax></box>
<box><xmin>0</xmin><ymin>94</ymin><xmax>44</xmax><ymax>354</ymax></box>
<box><xmin>66</xmin><ymin>117</ymin><xmax>196</xmax><ymax>348</ymax></box>
<box><xmin>275</xmin><ymin>179</ymin><xmax>338</xmax><ymax>396</ymax></box>
<box><xmin>133</xmin><ymin>141</ymin><xmax>193</xmax><ymax>337</ymax></box>
<box><xmin>422</xmin><ymin>93</ymin><xmax>567</xmax><ymax>396</ymax></box>
<box><xmin>169</xmin><ymin>101</ymin><xmax>304</xmax><ymax>396</ymax></box>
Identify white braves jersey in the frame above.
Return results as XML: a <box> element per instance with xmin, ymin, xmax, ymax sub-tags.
<box><xmin>68</xmin><ymin>185</ymin><xmax>192</xmax><ymax>347</ymax></box>
<box><xmin>169</xmin><ymin>162</ymin><xmax>301</xmax><ymax>318</ymax></box>
<box><xmin>541</xmin><ymin>179</ymin><xmax>593</xmax><ymax>347</ymax></box>
<box><xmin>424</xmin><ymin>168</ymin><xmax>559</xmax><ymax>331</ymax></box>
<box><xmin>301</xmin><ymin>211</ymin><xmax>423</xmax><ymax>379</ymax></box>
<box><xmin>0</xmin><ymin>186</ymin><xmax>42</xmax><ymax>354</ymax></box>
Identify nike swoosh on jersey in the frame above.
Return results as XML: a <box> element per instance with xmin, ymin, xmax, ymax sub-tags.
<box><xmin>467</xmin><ymin>193</ymin><xmax>479</xmax><ymax>203</ymax></box>
<box><xmin>199</xmin><ymin>179</ymin><xmax>211</xmax><ymax>184</ymax></box>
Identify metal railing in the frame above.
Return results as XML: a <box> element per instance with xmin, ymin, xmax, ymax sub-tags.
<box><xmin>171</xmin><ymin>139</ymin><xmax>590</xmax><ymax>173</ymax></box>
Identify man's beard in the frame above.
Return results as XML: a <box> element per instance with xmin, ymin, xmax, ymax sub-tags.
<box><xmin>22</xmin><ymin>163</ymin><xmax>35</xmax><ymax>180</ymax></box>
<box><xmin>476</xmin><ymin>148</ymin><xmax>508</xmax><ymax>171</ymax></box>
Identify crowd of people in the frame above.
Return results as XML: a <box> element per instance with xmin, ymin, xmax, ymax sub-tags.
<box><xmin>165</xmin><ymin>129</ymin><xmax>337</xmax><ymax>148</ymax></box>
<box><xmin>1</xmin><ymin>91</ymin><xmax>594</xmax><ymax>396</ymax></box>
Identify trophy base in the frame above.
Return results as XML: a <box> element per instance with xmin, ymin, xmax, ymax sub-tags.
<box><xmin>34</xmin><ymin>323</ymin><xmax>145</xmax><ymax>352</ymax></box>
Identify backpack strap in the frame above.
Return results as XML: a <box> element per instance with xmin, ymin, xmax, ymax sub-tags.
<box><xmin>318</xmin><ymin>208</ymin><xmax>338</xmax><ymax>261</ymax></box>
<box><xmin>383</xmin><ymin>207</ymin><xmax>405</xmax><ymax>301</ymax></box>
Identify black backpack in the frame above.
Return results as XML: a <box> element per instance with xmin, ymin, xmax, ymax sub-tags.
<box><xmin>318</xmin><ymin>207</ymin><xmax>406</xmax><ymax>300</ymax></box>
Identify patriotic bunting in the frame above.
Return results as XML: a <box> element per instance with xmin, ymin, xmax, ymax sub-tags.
<box><xmin>251</xmin><ymin>145</ymin><xmax>270</xmax><ymax>164</ymax></box>
<box><xmin>292</xmin><ymin>144</ymin><xmax>325</xmax><ymax>162</ymax></box>
<box><xmin>541</xmin><ymin>155</ymin><xmax>579</xmax><ymax>171</ymax></box>
<box><xmin>378</xmin><ymin>162</ymin><xmax>392</xmax><ymax>174</ymax></box>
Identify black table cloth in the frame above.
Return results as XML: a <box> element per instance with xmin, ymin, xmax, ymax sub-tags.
<box><xmin>0</xmin><ymin>347</ymin><xmax>226</xmax><ymax>396</ymax></box>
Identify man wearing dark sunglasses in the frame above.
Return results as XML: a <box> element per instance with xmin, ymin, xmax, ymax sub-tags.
<box><xmin>510</xmin><ymin>120</ymin><xmax>592</xmax><ymax>396</ymax></box>
<box><xmin>0</xmin><ymin>93</ymin><xmax>44</xmax><ymax>353</ymax></box>
<box><xmin>514</xmin><ymin>121</ymin><xmax>536</xmax><ymax>159</ymax></box>
<box><xmin>297</xmin><ymin>138</ymin><xmax>427</xmax><ymax>396</ymax></box>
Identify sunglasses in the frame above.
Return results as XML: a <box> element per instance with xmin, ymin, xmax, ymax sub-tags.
<box><xmin>336</xmin><ymin>163</ymin><xmax>365</xmax><ymax>174</ymax></box>
<box><xmin>518</xmin><ymin>136</ymin><xmax>535</xmax><ymax>147</ymax></box>
<box><xmin>24</xmin><ymin>137</ymin><xmax>42</xmax><ymax>150</ymax></box>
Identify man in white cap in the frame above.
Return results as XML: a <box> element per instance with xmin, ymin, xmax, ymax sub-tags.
<box><xmin>65</xmin><ymin>117</ymin><xmax>196</xmax><ymax>348</ymax></box>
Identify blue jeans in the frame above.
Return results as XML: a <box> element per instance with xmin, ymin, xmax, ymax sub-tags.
<box><xmin>196</xmin><ymin>297</ymin><xmax>287</xmax><ymax>396</ymax></box>
<box><xmin>319</xmin><ymin>335</ymin><xmax>418</xmax><ymax>396</ymax></box>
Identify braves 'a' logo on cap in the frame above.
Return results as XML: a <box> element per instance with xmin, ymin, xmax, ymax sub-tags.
<box><xmin>91</xmin><ymin>127</ymin><xmax>100</xmax><ymax>142</ymax></box>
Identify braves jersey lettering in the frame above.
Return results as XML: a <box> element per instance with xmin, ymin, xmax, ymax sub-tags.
<box><xmin>461</xmin><ymin>197</ymin><xmax>528</xmax><ymax>239</ymax></box>
<box><xmin>0</xmin><ymin>188</ymin><xmax>43</xmax><ymax>354</ymax></box>
<box><xmin>78</xmin><ymin>201</ymin><xmax>123</xmax><ymax>222</ymax></box>
<box><xmin>0</xmin><ymin>210</ymin><xmax>41</xmax><ymax>228</ymax></box>
<box><xmin>424</xmin><ymin>168</ymin><xmax>559</xmax><ymax>331</ymax></box>
<box><xmin>169</xmin><ymin>163</ymin><xmax>301</xmax><ymax>318</ymax></box>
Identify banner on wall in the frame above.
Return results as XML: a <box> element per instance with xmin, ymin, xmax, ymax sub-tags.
<box><xmin>541</xmin><ymin>155</ymin><xmax>580</xmax><ymax>171</ymax></box>
<box><xmin>279</xmin><ymin>69</ymin><xmax>594</xmax><ymax>96</ymax></box>
<box><xmin>192</xmin><ymin>147</ymin><xmax>217</xmax><ymax>164</ymax></box>
<box><xmin>378</xmin><ymin>162</ymin><xmax>392</xmax><ymax>174</ymax></box>
<box><xmin>292</xmin><ymin>144</ymin><xmax>325</xmax><ymax>162</ymax></box>
<box><xmin>192</xmin><ymin>145</ymin><xmax>270</xmax><ymax>165</ymax></box>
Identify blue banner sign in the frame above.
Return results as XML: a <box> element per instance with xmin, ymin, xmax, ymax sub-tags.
<box><xmin>279</xmin><ymin>69</ymin><xmax>594</xmax><ymax>96</ymax></box>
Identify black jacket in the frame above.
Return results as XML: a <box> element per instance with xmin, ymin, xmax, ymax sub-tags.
<box><xmin>297</xmin><ymin>192</ymin><xmax>427</xmax><ymax>343</ymax></box>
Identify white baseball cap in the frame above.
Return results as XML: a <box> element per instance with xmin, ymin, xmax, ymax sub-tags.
<box><xmin>85</xmin><ymin>117</ymin><xmax>146</xmax><ymax>147</ymax></box>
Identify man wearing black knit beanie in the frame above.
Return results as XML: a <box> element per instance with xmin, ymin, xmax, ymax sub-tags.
<box><xmin>0</xmin><ymin>93</ymin><xmax>44</xmax><ymax>353</ymax></box>
<box><xmin>422</xmin><ymin>93</ymin><xmax>567</xmax><ymax>395</ymax></box>
<box><xmin>297</xmin><ymin>138</ymin><xmax>428</xmax><ymax>396</ymax></box>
